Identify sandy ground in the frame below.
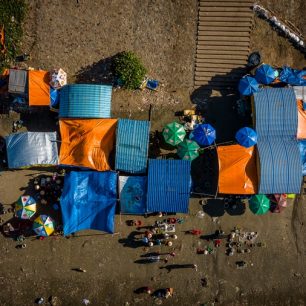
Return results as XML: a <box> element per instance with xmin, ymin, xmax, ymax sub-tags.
<box><xmin>0</xmin><ymin>0</ymin><xmax>306</xmax><ymax>305</ymax></box>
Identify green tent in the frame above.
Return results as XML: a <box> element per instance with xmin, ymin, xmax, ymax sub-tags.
<box><xmin>162</xmin><ymin>122</ymin><xmax>186</xmax><ymax>146</ymax></box>
<box><xmin>249</xmin><ymin>194</ymin><xmax>270</xmax><ymax>215</ymax></box>
<box><xmin>177</xmin><ymin>139</ymin><xmax>200</xmax><ymax>161</ymax></box>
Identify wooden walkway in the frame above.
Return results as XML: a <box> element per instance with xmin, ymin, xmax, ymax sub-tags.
<box><xmin>195</xmin><ymin>0</ymin><xmax>254</xmax><ymax>90</ymax></box>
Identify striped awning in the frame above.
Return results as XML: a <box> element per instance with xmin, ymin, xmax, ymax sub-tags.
<box><xmin>115</xmin><ymin>119</ymin><xmax>150</xmax><ymax>173</ymax></box>
<box><xmin>59</xmin><ymin>84</ymin><xmax>112</xmax><ymax>118</ymax></box>
<box><xmin>254</xmin><ymin>88</ymin><xmax>298</xmax><ymax>138</ymax></box>
<box><xmin>257</xmin><ymin>138</ymin><xmax>302</xmax><ymax>194</ymax></box>
<box><xmin>254</xmin><ymin>88</ymin><xmax>302</xmax><ymax>194</ymax></box>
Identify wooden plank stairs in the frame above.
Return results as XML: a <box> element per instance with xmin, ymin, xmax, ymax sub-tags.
<box><xmin>195</xmin><ymin>0</ymin><xmax>254</xmax><ymax>91</ymax></box>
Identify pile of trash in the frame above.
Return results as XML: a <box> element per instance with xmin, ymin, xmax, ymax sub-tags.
<box><xmin>226</xmin><ymin>227</ymin><xmax>264</xmax><ymax>256</ymax></box>
<box><xmin>196</xmin><ymin>227</ymin><xmax>265</xmax><ymax>258</ymax></box>
<box><xmin>253</xmin><ymin>3</ymin><xmax>305</xmax><ymax>53</ymax></box>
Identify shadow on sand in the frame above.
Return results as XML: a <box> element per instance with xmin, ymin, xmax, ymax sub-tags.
<box><xmin>75</xmin><ymin>55</ymin><xmax>116</xmax><ymax>84</ymax></box>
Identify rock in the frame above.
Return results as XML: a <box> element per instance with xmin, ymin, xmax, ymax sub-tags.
<box><xmin>133</xmin><ymin>297</ymin><xmax>144</xmax><ymax>303</ymax></box>
<box><xmin>151</xmin><ymin>276</ymin><xmax>157</xmax><ymax>282</ymax></box>
<box><xmin>49</xmin><ymin>296</ymin><xmax>61</xmax><ymax>306</ymax></box>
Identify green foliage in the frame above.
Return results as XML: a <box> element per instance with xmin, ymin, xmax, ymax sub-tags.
<box><xmin>0</xmin><ymin>0</ymin><xmax>27</xmax><ymax>72</ymax></box>
<box><xmin>114</xmin><ymin>51</ymin><xmax>147</xmax><ymax>89</ymax></box>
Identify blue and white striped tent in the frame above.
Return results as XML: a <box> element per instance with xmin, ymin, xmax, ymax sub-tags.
<box><xmin>254</xmin><ymin>88</ymin><xmax>302</xmax><ymax>194</ymax></box>
<box><xmin>115</xmin><ymin>119</ymin><xmax>150</xmax><ymax>174</ymax></box>
<box><xmin>59</xmin><ymin>84</ymin><xmax>112</xmax><ymax>118</ymax></box>
<box><xmin>257</xmin><ymin>138</ymin><xmax>302</xmax><ymax>194</ymax></box>
<box><xmin>146</xmin><ymin>159</ymin><xmax>191</xmax><ymax>213</ymax></box>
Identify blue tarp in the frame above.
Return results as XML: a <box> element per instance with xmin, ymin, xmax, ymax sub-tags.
<box><xmin>298</xmin><ymin>140</ymin><xmax>306</xmax><ymax>176</ymax></box>
<box><xmin>50</xmin><ymin>88</ymin><xmax>60</xmax><ymax>110</ymax></box>
<box><xmin>279</xmin><ymin>66</ymin><xmax>306</xmax><ymax>86</ymax></box>
<box><xmin>60</xmin><ymin>171</ymin><xmax>117</xmax><ymax>235</ymax></box>
<box><xmin>59</xmin><ymin>84</ymin><xmax>112</xmax><ymax>118</ymax></box>
<box><xmin>146</xmin><ymin>159</ymin><xmax>191</xmax><ymax>213</ymax></box>
<box><xmin>119</xmin><ymin>176</ymin><xmax>147</xmax><ymax>214</ymax></box>
<box><xmin>6</xmin><ymin>132</ymin><xmax>58</xmax><ymax>169</ymax></box>
<box><xmin>115</xmin><ymin>119</ymin><xmax>150</xmax><ymax>173</ymax></box>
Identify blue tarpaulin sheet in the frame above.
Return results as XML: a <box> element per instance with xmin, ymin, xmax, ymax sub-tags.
<box><xmin>50</xmin><ymin>88</ymin><xmax>60</xmax><ymax>110</ymax></box>
<box><xmin>279</xmin><ymin>66</ymin><xmax>306</xmax><ymax>86</ymax></box>
<box><xmin>60</xmin><ymin>171</ymin><xmax>117</xmax><ymax>235</ymax></box>
<box><xmin>298</xmin><ymin>140</ymin><xmax>306</xmax><ymax>176</ymax></box>
<box><xmin>146</xmin><ymin>159</ymin><xmax>191</xmax><ymax>213</ymax></box>
<box><xmin>119</xmin><ymin>176</ymin><xmax>147</xmax><ymax>214</ymax></box>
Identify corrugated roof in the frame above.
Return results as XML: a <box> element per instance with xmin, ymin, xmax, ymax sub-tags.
<box><xmin>257</xmin><ymin>138</ymin><xmax>302</xmax><ymax>194</ymax></box>
<box><xmin>115</xmin><ymin>119</ymin><xmax>150</xmax><ymax>173</ymax></box>
<box><xmin>59</xmin><ymin>84</ymin><xmax>112</xmax><ymax>118</ymax></box>
<box><xmin>146</xmin><ymin>159</ymin><xmax>191</xmax><ymax>213</ymax></box>
<box><xmin>254</xmin><ymin>88</ymin><xmax>297</xmax><ymax>138</ymax></box>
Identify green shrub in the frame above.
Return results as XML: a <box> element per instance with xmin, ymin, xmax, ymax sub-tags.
<box><xmin>0</xmin><ymin>0</ymin><xmax>27</xmax><ymax>72</ymax></box>
<box><xmin>114</xmin><ymin>51</ymin><xmax>147</xmax><ymax>89</ymax></box>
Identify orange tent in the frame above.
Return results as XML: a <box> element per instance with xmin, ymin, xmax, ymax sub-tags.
<box><xmin>297</xmin><ymin>100</ymin><xmax>306</xmax><ymax>139</ymax></box>
<box><xmin>59</xmin><ymin>119</ymin><xmax>117</xmax><ymax>171</ymax></box>
<box><xmin>28</xmin><ymin>70</ymin><xmax>50</xmax><ymax>106</ymax></box>
<box><xmin>217</xmin><ymin>144</ymin><xmax>258</xmax><ymax>194</ymax></box>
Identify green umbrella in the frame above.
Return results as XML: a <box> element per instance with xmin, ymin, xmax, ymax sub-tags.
<box><xmin>177</xmin><ymin>139</ymin><xmax>200</xmax><ymax>161</ymax></box>
<box><xmin>162</xmin><ymin>122</ymin><xmax>186</xmax><ymax>146</ymax></box>
<box><xmin>249</xmin><ymin>194</ymin><xmax>270</xmax><ymax>215</ymax></box>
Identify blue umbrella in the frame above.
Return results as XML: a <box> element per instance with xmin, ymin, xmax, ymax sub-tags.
<box><xmin>238</xmin><ymin>76</ymin><xmax>259</xmax><ymax>96</ymax></box>
<box><xmin>255</xmin><ymin>64</ymin><xmax>277</xmax><ymax>84</ymax></box>
<box><xmin>235</xmin><ymin>127</ymin><xmax>258</xmax><ymax>148</ymax></box>
<box><xmin>189</xmin><ymin>123</ymin><xmax>216</xmax><ymax>146</ymax></box>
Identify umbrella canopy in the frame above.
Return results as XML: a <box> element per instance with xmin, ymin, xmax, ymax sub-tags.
<box><xmin>177</xmin><ymin>139</ymin><xmax>200</xmax><ymax>161</ymax></box>
<box><xmin>189</xmin><ymin>123</ymin><xmax>216</xmax><ymax>146</ymax></box>
<box><xmin>238</xmin><ymin>76</ymin><xmax>259</xmax><ymax>96</ymax></box>
<box><xmin>255</xmin><ymin>64</ymin><xmax>277</xmax><ymax>85</ymax></box>
<box><xmin>249</xmin><ymin>194</ymin><xmax>270</xmax><ymax>215</ymax></box>
<box><xmin>33</xmin><ymin>215</ymin><xmax>55</xmax><ymax>236</ymax></box>
<box><xmin>15</xmin><ymin>195</ymin><xmax>36</xmax><ymax>220</ymax></box>
<box><xmin>162</xmin><ymin>122</ymin><xmax>186</xmax><ymax>146</ymax></box>
<box><xmin>235</xmin><ymin>127</ymin><xmax>258</xmax><ymax>148</ymax></box>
